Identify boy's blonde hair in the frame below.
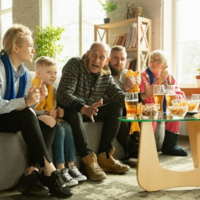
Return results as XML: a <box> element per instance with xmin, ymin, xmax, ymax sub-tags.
<box><xmin>35</xmin><ymin>56</ymin><xmax>57</xmax><ymax>70</ymax></box>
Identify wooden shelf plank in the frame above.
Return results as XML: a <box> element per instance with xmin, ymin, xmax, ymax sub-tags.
<box><xmin>181</xmin><ymin>88</ymin><xmax>200</xmax><ymax>96</ymax></box>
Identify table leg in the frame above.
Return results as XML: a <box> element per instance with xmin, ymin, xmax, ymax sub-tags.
<box><xmin>137</xmin><ymin>121</ymin><xmax>200</xmax><ymax>191</ymax></box>
<box><xmin>186</xmin><ymin>121</ymin><xmax>200</xmax><ymax>168</ymax></box>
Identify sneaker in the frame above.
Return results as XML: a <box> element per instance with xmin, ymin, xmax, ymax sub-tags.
<box><xmin>40</xmin><ymin>170</ymin><xmax>73</xmax><ymax>198</ymax></box>
<box><xmin>68</xmin><ymin>164</ymin><xmax>87</xmax><ymax>182</ymax></box>
<box><xmin>97</xmin><ymin>147</ymin><xmax>130</xmax><ymax>174</ymax></box>
<box><xmin>15</xmin><ymin>170</ymin><xmax>49</xmax><ymax>196</ymax></box>
<box><xmin>60</xmin><ymin>168</ymin><xmax>78</xmax><ymax>186</ymax></box>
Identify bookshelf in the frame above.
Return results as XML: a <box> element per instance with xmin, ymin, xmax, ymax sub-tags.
<box><xmin>94</xmin><ymin>17</ymin><xmax>152</xmax><ymax>71</ymax></box>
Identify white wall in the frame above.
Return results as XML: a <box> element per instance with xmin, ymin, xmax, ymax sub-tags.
<box><xmin>12</xmin><ymin>0</ymin><xmax>41</xmax><ymax>71</ymax></box>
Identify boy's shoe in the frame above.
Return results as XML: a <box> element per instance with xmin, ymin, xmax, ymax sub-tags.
<box><xmin>15</xmin><ymin>170</ymin><xmax>49</xmax><ymax>196</ymax></box>
<box><xmin>40</xmin><ymin>170</ymin><xmax>73</xmax><ymax>198</ymax></box>
<box><xmin>60</xmin><ymin>168</ymin><xmax>78</xmax><ymax>186</ymax></box>
<box><xmin>68</xmin><ymin>164</ymin><xmax>87</xmax><ymax>182</ymax></box>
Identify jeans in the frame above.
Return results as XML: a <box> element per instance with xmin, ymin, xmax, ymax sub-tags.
<box><xmin>0</xmin><ymin>107</ymin><xmax>55</xmax><ymax>167</ymax></box>
<box><xmin>52</xmin><ymin>120</ymin><xmax>76</xmax><ymax>165</ymax></box>
<box><xmin>62</xmin><ymin>102</ymin><xmax>123</xmax><ymax>157</ymax></box>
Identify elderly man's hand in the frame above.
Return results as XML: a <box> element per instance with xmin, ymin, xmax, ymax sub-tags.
<box><xmin>81</xmin><ymin>98</ymin><xmax>103</xmax><ymax>122</ymax></box>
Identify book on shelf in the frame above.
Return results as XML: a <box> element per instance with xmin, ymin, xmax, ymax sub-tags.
<box><xmin>112</xmin><ymin>33</ymin><xmax>128</xmax><ymax>47</ymax></box>
<box><xmin>120</xmin><ymin>33</ymin><xmax>127</xmax><ymax>46</ymax></box>
<box><xmin>129</xmin><ymin>58</ymin><xmax>137</xmax><ymax>71</ymax></box>
<box><xmin>125</xmin><ymin>23</ymin><xmax>137</xmax><ymax>49</ymax></box>
<box><xmin>112</xmin><ymin>35</ymin><xmax>120</xmax><ymax>46</ymax></box>
<box><xmin>125</xmin><ymin>58</ymin><xmax>133</xmax><ymax>69</ymax></box>
<box><xmin>124</xmin><ymin>27</ymin><xmax>133</xmax><ymax>48</ymax></box>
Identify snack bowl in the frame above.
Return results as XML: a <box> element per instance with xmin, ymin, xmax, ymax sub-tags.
<box><xmin>142</xmin><ymin>103</ymin><xmax>158</xmax><ymax>117</ymax></box>
<box><xmin>186</xmin><ymin>99</ymin><xmax>199</xmax><ymax>112</ymax></box>
<box><xmin>168</xmin><ymin>106</ymin><xmax>188</xmax><ymax>118</ymax></box>
<box><xmin>171</xmin><ymin>99</ymin><xmax>187</xmax><ymax>107</ymax></box>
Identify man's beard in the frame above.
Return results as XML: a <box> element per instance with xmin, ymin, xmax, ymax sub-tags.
<box><xmin>109</xmin><ymin>64</ymin><xmax>123</xmax><ymax>77</ymax></box>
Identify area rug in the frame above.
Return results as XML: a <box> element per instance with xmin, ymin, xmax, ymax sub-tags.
<box><xmin>1</xmin><ymin>148</ymin><xmax>200</xmax><ymax>200</ymax></box>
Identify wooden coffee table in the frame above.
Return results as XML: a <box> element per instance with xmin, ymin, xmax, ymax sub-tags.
<box><xmin>119</xmin><ymin>114</ymin><xmax>200</xmax><ymax>191</ymax></box>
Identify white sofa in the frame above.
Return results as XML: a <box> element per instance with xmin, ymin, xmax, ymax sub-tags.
<box><xmin>0</xmin><ymin>71</ymin><xmax>164</xmax><ymax>191</ymax></box>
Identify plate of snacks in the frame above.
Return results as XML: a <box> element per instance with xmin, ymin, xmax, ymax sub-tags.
<box><xmin>142</xmin><ymin>103</ymin><xmax>158</xmax><ymax>118</ymax></box>
<box><xmin>171</xmin><ymin>99</ymin><xmax>199</xmax><ymax>114</ymax></box>
<box><xmin>185</xmin><ymin>100</ymin><xmax>199</xmax><ymax>113</ymax></box>
<box><xmin>168</xmin><ymin>106</ymin><xmax>188</xmax><ymax>118</ymax></box>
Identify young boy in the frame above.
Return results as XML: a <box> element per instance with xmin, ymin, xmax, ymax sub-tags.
<box><xmin>32</xmin><ymin>56</ymin><xmax>87</xmax><ymax>186</ymax></box>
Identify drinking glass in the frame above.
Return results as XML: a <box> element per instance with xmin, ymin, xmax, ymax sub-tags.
<box><xmin>165</xmin><ymin>85</ymin><xmax>176</xmax><ymax>112</ymax></box>
<box><xmin>191</xmin><ymin>94</ymin><xmax>200</xmax><ymax>101</ymax></box>
<box><xmin>153</xmin><ymin>85</ymin><xmax>165</xmax><ymax>112</ymax></box>
<box><xmin>191</xmin><ymin>94</ymin><xmax>200</xmax><ymax>112</ymax></box>
<box><xmin>124</xmin><ymin>92</ymin><xmax>138</xmax><ymax>119</ymax></box>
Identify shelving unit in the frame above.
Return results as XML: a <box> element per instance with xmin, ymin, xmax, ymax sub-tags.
<box><xmin>94</xmin><ymin>17</ymin><xmax>152</xmax><ymax>71</ymax></box>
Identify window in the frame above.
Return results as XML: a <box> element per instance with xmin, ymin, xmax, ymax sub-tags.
<box><xmin>0</xmin><ymin>0</ymin><xmax>12</xmax><ymax>50</ymax></box>
<box><xmin>52</xmin><ymin>0</ymin><xmax>104</xmax><ymax>65</ymax></box>
<box><xmin>175</xmin><ymin>0</ymin><xmax>200</xmax><ymax>87</ymax></box>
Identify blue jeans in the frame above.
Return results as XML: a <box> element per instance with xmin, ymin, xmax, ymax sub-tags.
<box><xmin>52</xmin><ymin>120</ymin><xmax>76</xmax><ymax>165</ymax></box>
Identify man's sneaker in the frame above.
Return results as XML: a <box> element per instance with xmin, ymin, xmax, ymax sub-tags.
<box><xmin>15</xmin><ymin>170</ymin><xmax>49</xmax><ymax>196</ymax></box>
<box><xmin>40</xmin><ymin>170</ymin><xmax>73</xmax><ymax>198</ymax></box>
<box><xmin>60</xmin><ymin>168</ymin><xmax>78</xmax><ymax>186</ymax></box>
<box><xmin>97</xmin><ymin>147</ymin><xmax>130</xmax><ymax>174</ymax></box>
<box><xmin>68</xmin><ymin>164</ymin><xmax>87</xmax><ymax>182</ymax></box>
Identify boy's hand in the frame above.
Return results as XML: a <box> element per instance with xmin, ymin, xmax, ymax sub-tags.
<box><xmin>48</xmin><ymin>110</ymin><xmax>57</xmax><ymax>118</ymax></box>
<box><xmin>57</xmin><ymin>107</ymin><xmax>64</xmax><ymax>118</ymax></box>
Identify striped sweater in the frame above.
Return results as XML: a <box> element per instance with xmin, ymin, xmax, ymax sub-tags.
<box><xmin>56</xmin><ymin>56</ymin><xmax>125</xmax><ymax>112</ymax></box>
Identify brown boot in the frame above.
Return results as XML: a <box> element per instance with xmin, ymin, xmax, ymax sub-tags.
<box><xmin>97</xmin><ymin>147</ymin><xmax>130</xmax><ymax>174</ymax></box>
<box><xmin>82</xmin><ymin>152</ymin><xmax>106</xmax><ymax>181</ymax></box>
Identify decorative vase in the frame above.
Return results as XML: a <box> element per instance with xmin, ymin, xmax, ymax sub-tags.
<box><xmin>196</xmin><ymin>75</ymin><xmax>200</xmax><ymax>87</ymax></box>
<box><xmin>104</xmin><ymin>18</ymin><xmax>110</xmax><ymax>23</ymax></box>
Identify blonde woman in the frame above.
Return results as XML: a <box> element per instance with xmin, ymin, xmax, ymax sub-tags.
<box><xmin>0</xmin><ymin>24</ymin><xmax>72</xmax><ymax>198</ymax></box>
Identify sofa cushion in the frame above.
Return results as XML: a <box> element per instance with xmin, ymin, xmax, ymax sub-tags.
<box><xmin>0</xmin><ymin>132</ymin><xmax>29</xmax><ymax>191</ymax></box>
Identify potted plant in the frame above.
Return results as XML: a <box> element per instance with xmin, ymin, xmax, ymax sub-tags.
<box><xmin>98</xmin><ymin>0</ymin><xmax>118</xmax><ymax>23</ymax></box>
<box><xmin>34</xmin><ymin>24</ymin><xmax>65</xmax><ymax>62</ymax></box>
